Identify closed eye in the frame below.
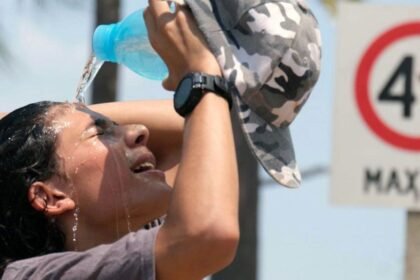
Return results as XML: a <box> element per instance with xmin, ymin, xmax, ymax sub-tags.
<box><xmin>94</xmin><ymin>117</ymin><xmax>116</xmax><ymax>136</ymax></box>
<box><xmin>95</xmin><ymin>127</ymin><xmax>105</xmax><ymax>136</ymax></box>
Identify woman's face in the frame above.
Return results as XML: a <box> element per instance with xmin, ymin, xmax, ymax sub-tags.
<box><xmin>50</xmin><ymin>104</ymin><xmax>171</xmax><ymax>230</ymax></box>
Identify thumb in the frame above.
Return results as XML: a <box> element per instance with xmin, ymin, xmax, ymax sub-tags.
<box><xmin>162</xmin><ymin>77</ymin><xmax>175</xmax><ymax>91</ymax></box>
<box><xmin>162</xmin><ymin>72</ymin><xmax>179</xmax><ymax>91</ymax></box>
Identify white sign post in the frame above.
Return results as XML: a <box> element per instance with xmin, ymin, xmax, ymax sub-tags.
<box><xmin>332</xmin><ymin>3</ymin><xmax>420</xmax><ymax>279</ymax></box>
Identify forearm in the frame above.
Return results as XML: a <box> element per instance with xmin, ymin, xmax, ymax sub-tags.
<box><xmin>89</xmin><ymin>99</ymin><xmax>182</xmax><ymax>128</ymax></box>
<box><xmin>143</xmin><ymin>2</ymin><xmax>239</xmax><ymax>278</ymax></box>
<box><xmin>89</xmin><ymin>100</ymin><xmax>183</xmax><ymax>145</ymax></box>
<box><xmin>168</xmin><ymin>94</ymin><xmax>238</xmax><ymax>231</ymax></box>
<box><xmin>158</xmin><ymin>93</ymin><xmax>239</xmax><ymax>278</ymax></box>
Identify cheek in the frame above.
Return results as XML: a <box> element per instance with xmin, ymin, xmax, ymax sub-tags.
<box><xmin>65</xmin><ymin>141</ymin><xmax>115</xmax><ymax>200</ymax></box>
<box><xmin>70</xmin><ymin>143</ymin><xmax>137</xmax><ymax>223</ymax></box>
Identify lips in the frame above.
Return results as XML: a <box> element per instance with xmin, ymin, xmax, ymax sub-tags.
<box><xmin>130</xmin><ymin>152</ymin><xmax>157</xmax><ymax>174</ymax></box>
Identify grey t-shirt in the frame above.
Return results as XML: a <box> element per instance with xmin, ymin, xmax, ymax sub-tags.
<box><xmin>2</xmin><ymin>226</ymin><xmax>159</xmax><ymax>280</ymax></box>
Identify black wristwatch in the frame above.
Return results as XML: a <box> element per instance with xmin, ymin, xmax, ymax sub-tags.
<box><xmin>173</xmin><ymin>72</ymin><xmax>232</xmax><ymax>117</ymax></box>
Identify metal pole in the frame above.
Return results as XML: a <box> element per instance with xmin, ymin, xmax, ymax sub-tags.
<box><xmin>405</xmin><ymin>211</ymin><xmax>420</xmax><ymax>280</ymax></box>
<box><xmin>91</xmin><ymin>0</ymin><xmax>120</xmax><ymax>104</ymax></box>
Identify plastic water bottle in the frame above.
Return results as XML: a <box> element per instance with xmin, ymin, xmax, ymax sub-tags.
<box><xmin>92</xmin><ymin>8</ymin><xmax>168</xmax><ymax>80</ymax></box>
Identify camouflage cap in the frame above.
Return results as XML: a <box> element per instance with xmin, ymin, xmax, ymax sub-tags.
<box><xmin>184</xmin><ymin>0</ymin><xmax>322</xmax><ymax>187</ymax></box>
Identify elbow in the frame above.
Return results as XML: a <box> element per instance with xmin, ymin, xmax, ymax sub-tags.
<box><xmin>161</xmin><ymin>215</ymin><xmax>240</xmax><ymax>277</ymax></box>
<box><xmin>192</xmin><ymin>222</ymin><xmax>240</xmax><ymax>272</ymax></box>
<box><xmin>213</xmin><ymin>227</ymin><xmax>240</xmax><ymax>269</ymax></box>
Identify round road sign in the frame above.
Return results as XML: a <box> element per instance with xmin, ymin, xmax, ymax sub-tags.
<box><xmin>355</xmin><ymin>22</ymin><xmax>420</xmax><ymax>151</ymax></box>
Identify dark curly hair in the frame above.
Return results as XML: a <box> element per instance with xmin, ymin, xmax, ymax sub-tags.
<box><xmin>0</xmin><ymin>101</ymin><xmax>66</xmax><ymax>276</ymax></box>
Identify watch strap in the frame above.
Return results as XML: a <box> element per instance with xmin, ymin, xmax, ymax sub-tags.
<box><xmin>199</xmin><ymin>75</ymin><xmax>232</xmax><ymax>109</ymax></box>
<box><xmin>174</xmin><ymin>73</ymin><xmax>232</xmax><ymax>117</ymax></box>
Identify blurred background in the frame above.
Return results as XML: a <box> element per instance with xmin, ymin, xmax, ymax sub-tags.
<box><xmin>0</xmin><ymin>0</ymin><xmax>419</xmax><ymax>279</ymax></box>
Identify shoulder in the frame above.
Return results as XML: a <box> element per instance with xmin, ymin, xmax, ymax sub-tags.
<box><xmin>2</xmin><ymin>227</ymin><xmax>160</xmax><ymax>280</ymax></box>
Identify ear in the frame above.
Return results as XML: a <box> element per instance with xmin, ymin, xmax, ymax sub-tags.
<box><xmin>28</xmin><ymin>181</ymin><xmax>76</xmax><ymax>217</ymax></box>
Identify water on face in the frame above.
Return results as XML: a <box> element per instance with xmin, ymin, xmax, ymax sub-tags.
<box><xmin>109</xmin><ymin>148</ymin><xmax>133</xmax><ymax>233</ymax></box>
<box><xmin>72</xmin><ymin>55</ymin><xmax>133</xmax><ymax>239</ymax></box>
<box><xmin>62</xmin><ymin>141</ymin><xmax>126</xmax><ymax>248</ymax></box>
<box><xmin>75</xmin><ymin>55</ymin><xmax>104</xmax><ymax>105</ymax></box>
<box><xmin>72</xmin><ymin>138</ymin><xmax>133</xmax><ymax>238</ymax></box>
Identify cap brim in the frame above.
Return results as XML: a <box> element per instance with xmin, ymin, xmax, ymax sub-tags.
<box><xmin>232</xmin><ymin>93</ymin><xmax>301</xmax><ymax>188</ymax></box>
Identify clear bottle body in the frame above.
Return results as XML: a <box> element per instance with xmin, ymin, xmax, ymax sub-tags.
<box><xmin>93</xmin><ymin>9</ymin><xmax>168</xmax><ymax>80</ymax></box>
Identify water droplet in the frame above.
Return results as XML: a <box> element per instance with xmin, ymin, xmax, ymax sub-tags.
<box><xmin>75</xmin><ymin>55</ymin><xmax>104</xmax><ymax>105</ymax></box>
<box><xmin>72</xmin><ymin>207</ymin><xmax>80</xmax><ymax>249</ymax></box>
<box><xmin>109</xmin><ymin>149</ymin><xmax>133</xmax><ymax>234</ymax></box>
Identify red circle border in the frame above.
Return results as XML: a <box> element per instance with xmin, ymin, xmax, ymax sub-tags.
<box><xmin>355</xmin><ymin>21</ymin><xmax>420</xmax><ymax>151</ymax></box>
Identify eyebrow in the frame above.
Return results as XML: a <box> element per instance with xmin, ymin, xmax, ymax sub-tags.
<box><xmin>84</xmin><ymin>117</ymin><xmax>107</xmax><ymax>131</ymax></box>
<box><xmin>94</xmin><ymin>118</ymin><xmax>108</xmax><ymax>128</ymax></box>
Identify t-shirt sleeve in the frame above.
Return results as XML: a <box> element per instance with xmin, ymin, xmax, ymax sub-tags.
<box><xmin>2</xmin><ymin>226</ymin><xmax>160</xmax><ymax>280</ymax></box>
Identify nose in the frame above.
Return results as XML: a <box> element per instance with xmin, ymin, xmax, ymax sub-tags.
<box><xmin>124</xmin><ymin>124</ymin><xmax>150</xmax><ymax>148</ymax></box>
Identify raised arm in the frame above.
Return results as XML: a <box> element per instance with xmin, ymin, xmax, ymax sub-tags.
<box><xmin>144</xmin><ymin>2</ymin><xmax>239</xmax><ymax>280</ymax></box>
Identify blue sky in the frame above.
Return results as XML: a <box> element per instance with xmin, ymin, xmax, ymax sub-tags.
<box><xmin>1</xmin><ymin>0</ymin><xmax>419</xmax><ymax>279</ymax></box>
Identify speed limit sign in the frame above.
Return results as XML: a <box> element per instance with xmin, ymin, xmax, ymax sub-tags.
<box><xmin>355</xmin><ymin>22</ymin><xmax>420</xmax><ymax>151</ymax></box>
<box><xmin>332</xmin><ymin>3</ymin><xmax>420</xmax><ymax>210</ymax></box>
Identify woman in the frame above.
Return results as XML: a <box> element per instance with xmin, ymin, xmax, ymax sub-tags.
<box><xmin>0</xmin><ymin>1</ymin><xmax>239</xmax><ymax>279</ymax></box>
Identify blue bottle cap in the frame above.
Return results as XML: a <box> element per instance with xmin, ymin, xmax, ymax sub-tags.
<box><xmin>93</xmin><ymin>24</ymin><xmax>117</xmax><ymax>62</ymax></box>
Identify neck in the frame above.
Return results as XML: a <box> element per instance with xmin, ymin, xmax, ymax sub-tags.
<box><xmin>61</xmin><ymin>215</ymin><xmax>156</xmax><ymax>251</ymax></box>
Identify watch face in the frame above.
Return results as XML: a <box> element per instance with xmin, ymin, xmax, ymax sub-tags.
<box><xmin>175</xmin><ymin>77</ymin><xmax>193</xmax><ymax>108</ymax></box>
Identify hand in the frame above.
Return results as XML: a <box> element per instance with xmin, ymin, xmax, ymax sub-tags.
<box><xmin>143</xmin><ymin>0</ymin><xmax>221</xmax><ymax>91</ymax></box>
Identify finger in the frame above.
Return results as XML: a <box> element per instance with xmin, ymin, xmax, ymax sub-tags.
<box><xmin>163</xmin><ymin>74</ymin><xmax>177</xmax><ymax>91</ymax></box>
<box><xmin>143</xmin><ymin>8</ymin><xmax>156</xmax><ymax>35</ymax></box>
<box><xmin>169</xmin><ymin>0</ymin><xmax>186</xmax><ymax>5</ymax></box>
<box><xmin>148</xmin><ymin>0</ymin><xmax>171</xmax><ymax>19</ymax></box>
<box><xmin>162</xmin><ymin>78</ymin><xmax>171</xmax><ymax>91</ymax></box>
<box><xmin>174</xmin><ymin>1</ymin><xmax>187</xmax><ymax>13</ymax></box>
<box><xmin>162</xmin><ymin>77</ymin><xmax>174</xmax><ymax>91</ymax></box>
<box><xmin>174</xmin><ymin>6</ymin><xmax>193</xmax><ymax>29</ymax></box>
<box><xmin>174</xmin><ymin>7</ymin><xmax>211</xmax><ymax>52</ymax></box>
